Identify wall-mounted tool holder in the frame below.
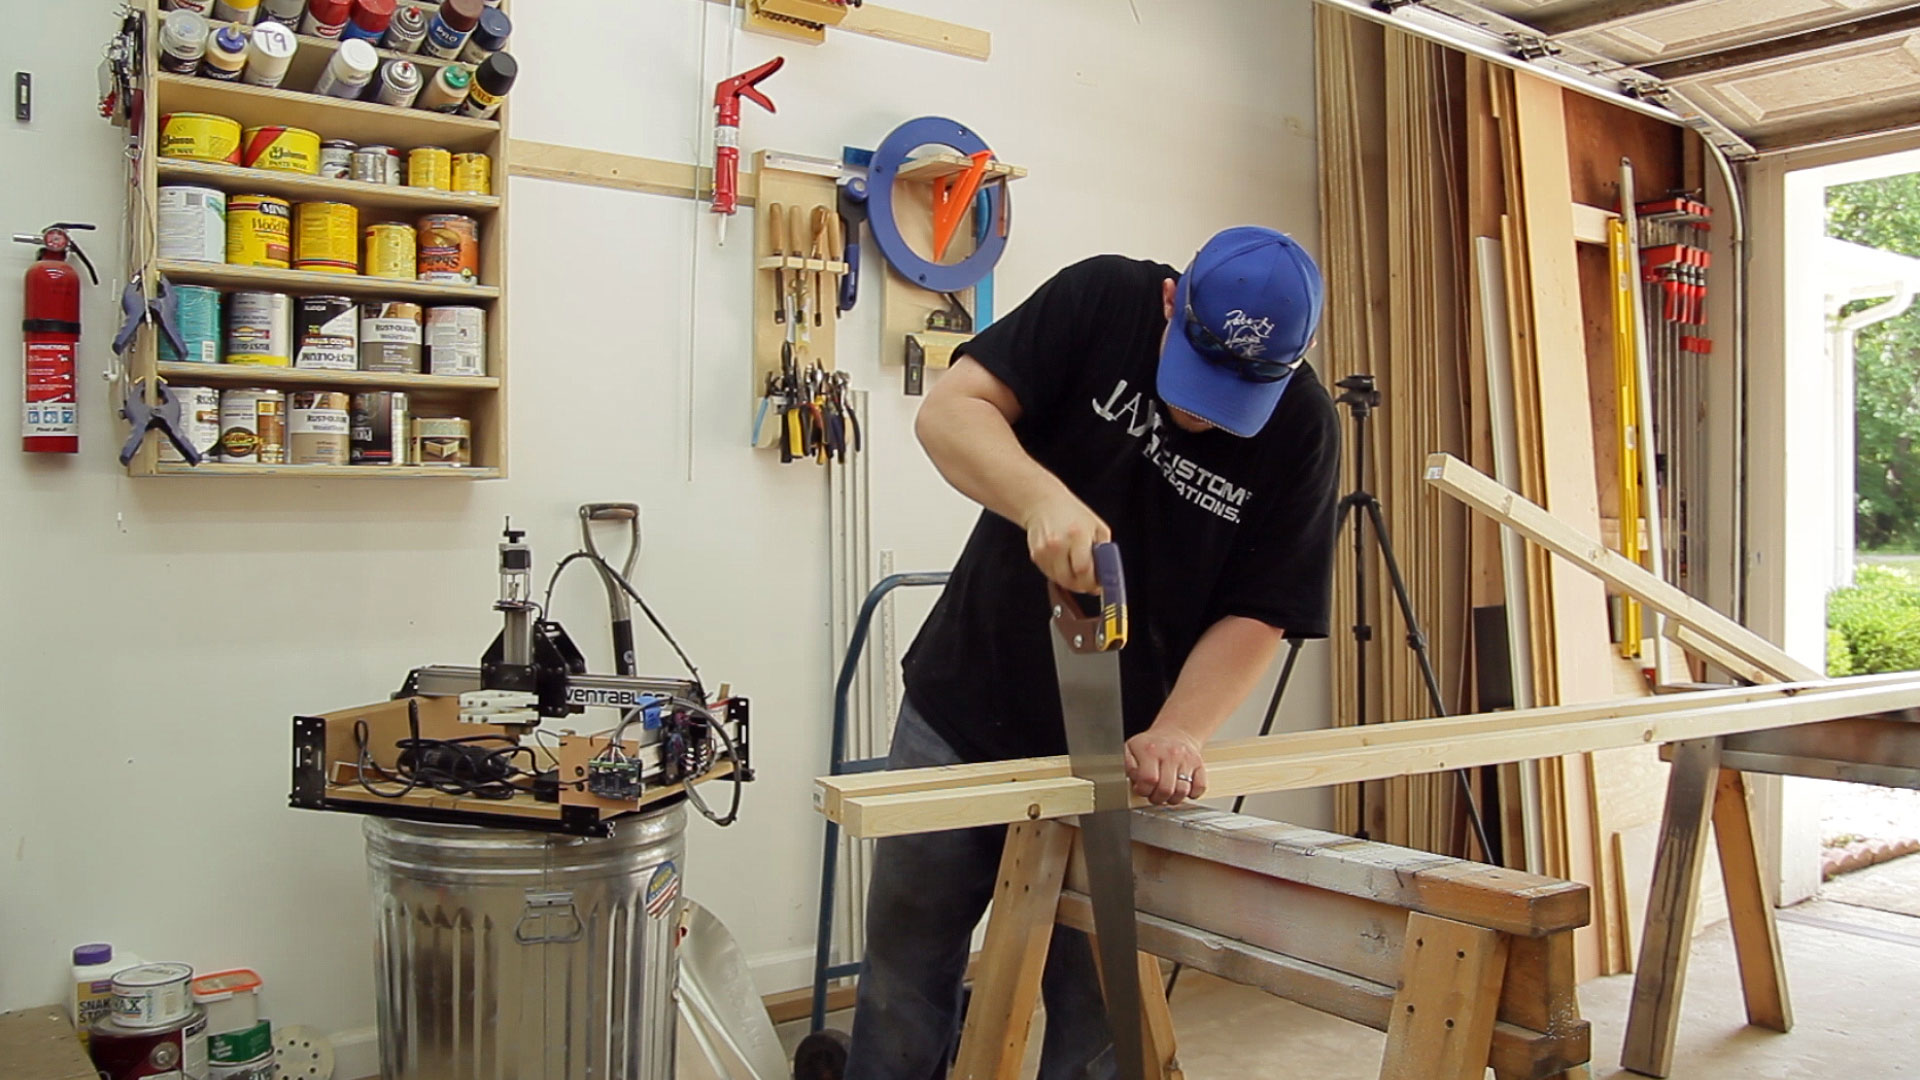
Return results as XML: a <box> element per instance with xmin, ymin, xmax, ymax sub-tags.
<box><xmin>751</xmin><ymin>151</ymin><xmax>859</xmax><ymax>464</ymax></box>
<box><xmin>746</xmin><ymin>0</ymin><xmax>851</xmax><ymax>44</ymax></box>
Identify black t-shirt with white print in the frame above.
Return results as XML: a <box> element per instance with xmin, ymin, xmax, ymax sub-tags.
<box><xmin>902</xmin><ymin>254</ymin><xmax>1343</xmax><ymax>765</ymax></box>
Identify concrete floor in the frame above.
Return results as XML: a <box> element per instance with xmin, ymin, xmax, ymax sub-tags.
<box><xmin>765</xmin><ymin>856</ymin><xmax>1920</xmax><ymax>1079</ymax></box>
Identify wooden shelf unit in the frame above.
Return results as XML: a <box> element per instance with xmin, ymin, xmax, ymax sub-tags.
<box><xmin>132</xmin><ymin>0</ymin><xmax>510</xmax><ymax>479</ymax></box>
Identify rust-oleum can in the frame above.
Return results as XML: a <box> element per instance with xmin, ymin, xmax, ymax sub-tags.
<box><xmin>294</xmin><ymin>296</ymin><xmax>358</xmax><ymax>370</ymax></box>
<box><xmin>289</xmin><ymin>391</ymin><xmax>352</xmax><ymax>465</ymax></box>
<box><xmin>358</xmin><ymin>301</ymin><xmax>423</xmax><ymax>371</ymax></box>
<box><xmin>294</xmin><ymin>202</ymin><xmax>359</xmax><ymax>274</ymax></box>
<box><xmin>351</xmin><ymin>391</ymin><xmax>410</xmax><ymax>465</ymax></box>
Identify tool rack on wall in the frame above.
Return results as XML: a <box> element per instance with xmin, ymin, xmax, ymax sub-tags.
<box><xmin>126</xmin><ymin>0</ymin><xmax>511</xmax><ymax>479</ymax></box>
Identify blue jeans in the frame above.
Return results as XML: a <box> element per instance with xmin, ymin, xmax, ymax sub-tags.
<box><xmin>845</xmin><ymin>699</ymin><xmax>1117</xmax><ymax>1080</ymax></box>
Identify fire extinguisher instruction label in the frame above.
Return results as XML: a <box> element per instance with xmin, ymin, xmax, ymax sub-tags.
<box><xmin>23</xmin><ymin>341</ymin><xmax>77</xmax><ymax>437</ymax></box>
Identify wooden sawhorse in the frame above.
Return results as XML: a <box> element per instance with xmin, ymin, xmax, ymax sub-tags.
<box><xmin>1622</xmin><ymin>714</ymin><xmax>1920</xmax><ymax>1076</ymax></box>
<box><xmin>953</xmin><ymin>806</ymin><xmax>1594</xmax><ymax>1080</ymax></box>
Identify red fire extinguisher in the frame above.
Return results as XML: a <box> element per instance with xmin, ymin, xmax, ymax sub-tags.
<box><xmin>16</xmin><ymin>222</ymin><xmax>98</xmax><ymax>454</ymax></box>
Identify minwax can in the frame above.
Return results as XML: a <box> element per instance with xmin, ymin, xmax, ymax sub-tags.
<box><xmin>226</xmin><ymin>195</ymin><xmax>291</xmax><ymax>268</ymax></box>
<box><xmin>451</xmin><ymin>152</ymin><xmax>492</xmax><ymax>194</ymax></box>
<box><xmin>407</xmin><ymin>146</ymin><xmax>451</xmax><ymax>190</ymax></box>
<box><xmin>364</xmin><ymin>222</ymin><xmax>416</xmax><ymax>280</ymax></box>
<box><xmin>294</xmin><ymin>202</ymin><xmax>359</xmax><ymax>274</ymax></box>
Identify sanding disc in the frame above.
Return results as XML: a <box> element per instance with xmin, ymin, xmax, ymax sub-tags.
<box><xmin>274</xmin><ymin>1025</ymin><xmax>336</xmax><ymax>1080</ymax></box>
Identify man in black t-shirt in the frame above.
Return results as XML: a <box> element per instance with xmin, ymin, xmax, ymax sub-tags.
<box><xmin>846</xmin><ymin>227</ymin><xmax>1340</xmax><ymax>1080</ymax></box>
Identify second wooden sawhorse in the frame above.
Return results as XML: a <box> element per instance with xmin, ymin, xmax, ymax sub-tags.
<box><xmin>953</xmin><ymin>806</ymin><xmax>1594</xmax><ymax>1080</ymax></box>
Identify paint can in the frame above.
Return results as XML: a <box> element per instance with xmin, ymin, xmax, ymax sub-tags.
<box><xmin>158</xmin><ymin>386</ymin><xmax>223</xmax><ymax>464</ymax></box>
<box><xmin>294</xmin><ymin>202</ymin><xmax>359</xmax><ymax>274</ymax></box>
<box><xmin>459</xmin><ymin>50</ymin><xmax>516</xmax><ymax>121</ymax></box>
<box><xmin>351</xmin><ymin>391</ymin><xmax>411</xmax><ymax>464</ymax></box>
<box><xmin>211</xmin><ymin>0</ymin><xmax>260</xmax><ymax>23</ymax></box>
<box><xmin>417</xmin><ymin>63</ymin><xmax>471</xmax><ymax>113</ymax></box>
<box><xmin>406</xmin><ymin>146</ymin><xmax>451</xmax><ymax>191</ymax></box>
<box><xmin>313</xmin><ymin>38</ymin><xmax>380</xmax><ymax>99</ymax></box>
<box><xmin>240</xmin><ymin>125</ymin><xmax>320</xmax><ymax>174</ymax></box>
<box><xmin>258</xmin><ymin>0</ymin><xmax>308</xmax><ymax>27</ymax></box>
<box><xmin>351</xmin><ymin>145</ymin><xmax>392</xmax><ymax>185</ymax></box>
<box><xmin>289</xmin><ymin>391</ymin><xmax>352</xmax><ymax>465</ymax></box>
<box><xmin>159</xmin><ymin>113</ymin><xmax>242</xmax><ymax>165</ymax></box>
<box><xmin>422</xmin><ymin>0</ymin><xmax>483</xmax><ymax>59</ymax></box>
<box><xmin>159</xmin><ymin>285</ymin><xmax>223</xmax><ymax>364</ymax></box>
<box><xmin>301</xmin><ymin>0</ymin><xmax>350</xmax><ymax>38</ymax></box>
<box><xmin>341</xmin><ymin>0</ymin><xmax>398</xmax><ymax>42</ymax></box>
<box><xmin>374</xmin><ymin>59</ymin><xmax>423</xmax><ymax>108</ymax></box>
<box><xmin>89</xmin><ymin>1007</ymin><xmax>208</xmax><ymax>1080</ymax></box>
<box><xmin>219</xmin><ymin>389</ymin><xmax>286</xmax><ymax>464</ymax></box>
<box><xmin>294</xmin><ymin>296</ymin><xmax>358</xmax><ymax>370</ymax></box>
<box><xmin>164</xmin><ymin>0</ymin><xmax>215</xmax><ymax>12</ymax></box>
<box><xmin>199</xmin><ymin>26</ymin><xmax>249</xmax><ymax>82</ymax></box>
<box><xmin>383</xmin><ymin>4</ymin><xmax>428</xmax><ymax>53</ymax></box>
<box><xmin>319</xmin><ymin>140</ymin><xmax>357</xmax><ymax>179</ymax></box>
<box><xmin>157</xmin><ymin>12</ymin><xmax>209</xmax><ymax>75</ymax></box>
<box><xmin>239</xmin><ymin>21</ymin><xmax>296</xmax><ymax>89</ymax></box>
<box><xmin>358</xmin><ymin>302</ymin><xmax>423</xmax><ymax>371</ymax></box>
<box><xmin>426</xmin><ymin>306</ymin><xmax>485</xmax><ymax>376</ymax></box>
<box><xmin>111</xmin><ymin>964</ymin><xmax>195</xmax><ymax>1029</ymax></box>
<box><xmin>189</xmin><ymin>971</ymin><xmax>264</xmax><ymax>1057</ymax></box>
<box><xmin>458</xmin><ymin>6</ymin><xmax>512</xmax><ymax>65</ymax></box>
<box><xmin>225</xmin><ymin>195</ymin><xmax>291</xmax><ymax>269</ymax></box>
<box><xmin>224</xmin><ymin>291</ymin><xmax>293</xmax><ymax>365</ymax></box>
<box><xmin>208</xmin><ymin>1052</ymin><xmax>275</xmax><ymax>1080</ymax></box>
<box><xmin>451</xmin><ymin>152</ymin><xmax>492</xmax><ymax>195</ymax></box>
<box><xmin>157</xmin><ymin>186</ymin><xmax>227</xmax><ymax>264</ymax></box>
<box><xmin>413</xmin><ymin>416</ymin><xmax>471</xmax><ymax>467</ymax></box>
<box><xmin>416</xmin><ymin>214</ymin><xmax>479</xmax><ymax>284</ymax></box>
<box><xmin>364</xmin><ymin>222</ymin><xmax>417</xmax><ymax>280</ymax></box>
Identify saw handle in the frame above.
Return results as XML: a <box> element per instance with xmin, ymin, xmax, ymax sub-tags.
<box><xmin>1049</xmin><ymin>541</ymin><xmax>1128</xmax><ymax>653</ymax></box>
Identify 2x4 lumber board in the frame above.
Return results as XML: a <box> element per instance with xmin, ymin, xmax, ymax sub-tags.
<box><xmin>1381</xmin><ymin>914</ymin><xmax>1512</xmax><ymax>1080</ymax></box>
<box><xmin>1710</xmin><ymin>768</ymin><xmax>1792</xmax><ymax>1033</ymax></box>
<box><xmin>1665</xmin><ymin>623</ymin><xmax>1779</xmax><ymax>685</ymax></box>
<box><xmin>1127</xmin><ymin>807</ymin><xmax>1587</xmax><ymax>937</ymax></box>
<box><xmin>818</xmin><ymin>673</ymin><xmax>1916</xmax><ymax>819</ymax></box>
<box><xmin>951</xmin><ymin>820</ymin><xmax>1073</xmax><ymax>1080</ymax></box>
<box><xmin>832</xmin><ymin>677</ymin><xmax>1920</xmax><ymax>837</ymax></box>
<box><xmin>1424</xmin><ymin>453</ymin><xmax>1822</xmax><ymax>683</ymax></box>
<box><xmin>508</xmin><ymin>140</ymin><xmax>756</xmax><ymax>205</ymax></box>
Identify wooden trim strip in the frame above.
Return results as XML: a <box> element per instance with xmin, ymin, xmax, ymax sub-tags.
<box><xmin>508</xmin><ymin>139</ymin><xmax>756</xmax><ymax>205</ymax></box>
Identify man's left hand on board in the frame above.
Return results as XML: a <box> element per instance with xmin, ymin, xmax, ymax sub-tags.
<box><xmin>1124</xmin><ymin>726</ymin><xmax>1207</xmax><ymax>805</ymax></box>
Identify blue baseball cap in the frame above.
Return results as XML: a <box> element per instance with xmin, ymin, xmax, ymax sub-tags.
<box><xmin>1158</xmin><ymin>227</ymin><xmax>1325</xmax><ymax>438</ymax></box>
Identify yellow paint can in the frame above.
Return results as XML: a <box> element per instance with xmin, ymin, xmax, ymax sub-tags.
<box><xmin>451</xmin><ymin>153</ymin><xmax>492</xmax><ymax>195</ymax></box>
<box><xmin>407</xmin><ymin>147</ymin><xmax>452</xmax><ymax>191</ymax></box>
<box><xmin>294</xmin><ymin>202</ymin><xmax>360</xmax><ymax>275</ymax></box>
<box><xmin>159</xmin><ymin>112</ymin><xmax>242</xmax><ymax>165</ymax></box>
<box><xmin>226</xmin><ymin>194</ymin><xmax>292</xmax><ymax>269</ymax></box>
<box><xmin>241</xmin><ymin>125</ymin><xmax>321</xmax><ymax>175</ymax></box>
<box><xmin>363</xmin><ymin>223</ymin><xmax>417</xmax><ymax>281</ymax></box>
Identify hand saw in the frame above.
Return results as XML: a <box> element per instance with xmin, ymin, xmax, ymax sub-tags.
<box><xmin>1049</xmin><ymin>541</ymin><xmax>1145</xmax><ymax>1080</ymax></box>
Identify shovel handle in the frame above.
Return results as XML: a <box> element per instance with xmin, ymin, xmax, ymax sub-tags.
<box><xmin>1049</xmin><ymin>541</ymin><xmax>1128</xmax><ymax>653</ymax></box>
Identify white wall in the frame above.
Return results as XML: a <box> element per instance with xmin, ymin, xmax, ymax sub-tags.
<box><xmin>0</xmin><ymin>0</ymin><xmax>1328</xmax><ymax>1037</ymax></box>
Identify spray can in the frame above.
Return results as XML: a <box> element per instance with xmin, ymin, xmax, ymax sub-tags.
<box><xmin>257</xmin><ymin>0</ymin><xmax>307</xmax><ymax>27</ymax></box>
<box><xmin>313</xmin><ymin>39</ymin><xmax>379</xmax><ymax>99</ymax></box>
<box><xmin>240</xmin><ymin>22</ymin><xmax>296</xmax><ymax>89</ymax></box>
<box><xmin>460</xmin><ymin>53</ymin><xmax>515</xmax><ymax>120</ymax></box>
<box><xmin>421</xmin><ymin>0</ymin><xmax>484</xmax><ymax>60</ymax></box>
<box><xmin>341</xmin><ymin>0</ymin><xmax>398</xmax><ymax>43</ymax></box>
<box><xmin>164</xmin><ymin>0</ymin><xmax>215</xmax><ymax>12</ymax></box>
<box><xmin>157</xmin><ymin>12</ymin><xmax>209</xmax><ymax>75</ymax></box>
<box><xmin>373</xmin><ymin>60</ymin><xmax>422</xmax><ymax>108</ymax></box>
<box><xmin>417</xmin><ymin>64</ymin><xmax>471</xmax><ymax>113</ymax></box>
<box><xmin>458</xmin><ymin>7</ymin><xmax>512</xmax><ymax>65</ymax></box>
<box><xmin>199</xmin><ymin>26</ymin><xmax>249</xmax><ymax>82</ymax></box>
<box><xmin>301</xmin><ymin>0</ymin><xmax>352</xmax><ymax>38</ymax></box>
<box><xmin>210</xmin><ymin>0</ymin><xmax>261</xmax><ymax>25</ymax></box>
<box><xmin>383</xmin><ymin>5</ymin><xmax>428</xmax><ymax>53</ymax></box>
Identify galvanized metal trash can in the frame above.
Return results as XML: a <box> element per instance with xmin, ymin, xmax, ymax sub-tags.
<box><xmin>365</xmin><ymin>805</ymin><xmax>688</xmax><ymax>1080</ymax></box>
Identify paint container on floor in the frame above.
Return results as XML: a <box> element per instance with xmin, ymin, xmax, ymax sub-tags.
<box><xmin>111</xmin><ymin>964</ymin><xmax>195</xmax><ymax>1030</ymax></box>
<box><xmin>294</xmin><ymin>296</ymin><xmax>358</xmax><ymax>369</ymax></box>
<box><xmin>313</xmin><ymin>38</ymin><xmax>378</xmax><ymax>98</ymax></box>
<box><xmin>451</xmin><ymin>152</ymin><xmax>491</xmax><ymax>195</ymax></box>
<box><xmin>374</xmin><ymin>59</ymin><xmax>422</xmax><ymax>108</ymax></box>
<box><xmin>457</xmin><ymin>6</ymin><xmax>511</xmax><ymax>64</ymax></box>
<box><xmin>239</xmin><ymin>21</ymin><xmax>295</xmax><ymax>88</ymax></box>
<box><xmin>294</xmin><ymin>202</ymin><xmax>359</xmax><ymax>274</ymax></box>
<box><xmin>413</xmin><ymin>416</ymin><xmax>470</xmax><ymax>466</ymax></box>
<box><xmin>158</xmin><ymin>386</ymin><xmax>222</xmax><ymax>463</ymax></box>
<box><xmin>157</xmin><ymin>12</ymin><xmax>209</xmax><ymax>74</ymax></box>
<box><xmin>159</xmin><ymin>285</ymin><xmax>222</xmax><ymax>364</ymax></box>
<box><xmin>289</xmin><ymin>391</ymin><xmax>352</xmax><ymax>465</ymax></box>
<box><xmin>359</xmin><ymin>301</ymin><xmax>423</xmax><ymax>371</ymax></box>
<box><xmin>406</xmin><ymin>146</ymin><xmax>450</xmax><ymax>190</ymax></box>
<box><xmin>421</xmin><ymin>0</ymin><xmax>483</xmax><ymax>59</ymax></box>
<box><xmin>340</xmin><ymin>0</ymin><xmax>397</xmax><ymax>42</ymax></box>
<box><xmin>219</xmin><ymin>389</ymin><xmax>285</xmax><ymax>463</ymax></box>
<box><xmin>416</xmin><ymin>214</ymin><xmax>478</xmax><ymax>284</ymax></box>
<box><xmin>416</xmin><ymin>61</ymin><xmax>471</xmax><ymax>112</ymax></box>
<box><xmin>156</xmin><ymin>186</ymin><xmax>227</xmax><ymax>263</ymax></box>
<box><xmin>199</xmin><ymin>26</ymin><xmax>249</xmax><ymax>82</ymax></box>
<box><xmin>241</xmin><ymin>125</ymin><xmax>319</xmax><ymax>174</ymax></box>
<box><xmin>89</xmin><ymin>1007</ymin><xmax>208</xmax><ymax>1080</ymax></box>
<box><xmin>224</xmin><ymin>291</ymin><xmax>293</xmax><ymax>365</ymax></box>
<box><xmin>257</xmin><ymin>0</ymin><xmax>307</xmax><ymax>27</ymax></box>
<box><xmin>189</xmin><ymin>971</ymin><xmax>263</xmax><ymax>1055</ymax></box>
<box><xmin>364</xmin><ymin>222</ymin><xmax>417</xmax><ymax>280</ymax></box>
<box><xmin>383</xmin><ymin>4</ymin><xmax>428</xmax><ymax>52</ymax></box>
<box><xmin>352</xmin><ymin>391</ymin><xmax>411</xmax><ymax>464</ymax></box>
<box><xmin>208</xmin><ymin>1053</ymin><xmax>275</xmax><ymax>1080</ymax></box>
<box><xmin>211</xmin><ymin>0</ymin><xmax>260</xmax><ymax>23</ymax></box>
<box><xmin>226</xmin><ymin>195</ymin><xmax>291</xmax><ymax>268</ymax></box>
<box><xmin>319</xmin><ymin>140</ymin><xmax>357</xmax><ymax>179</ymax></box>
<box><xmin>459</xmin><ymin>52</ymin><xmax>516</xmax><ymax>120</ymax></box>
<box><xmin>159</xmin><ymin>113</ymin><xmax>242</xmax><ymax>165</ymax></box>
<box><xmin>301</xmin><ymin>0</ymin><xmax>351</xmax><ymax>38</ymax></box>
<box><xmin>73</xmin><ymin>945</ymin><xmax>143</xmax><ymax>1046</ymax></box>
<box><xmin>426</xmin><ymin>306</ymin><xmax>485</xmax><ymax>376</ymax></box>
